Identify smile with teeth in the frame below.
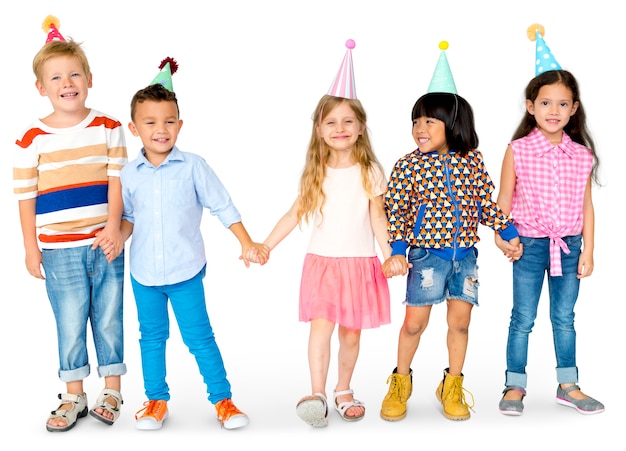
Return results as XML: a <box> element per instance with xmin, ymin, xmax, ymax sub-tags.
<box><xmin>61</xmin><ymin>93</ymin><xmax>78</xmax><ymax>98</ymax></box>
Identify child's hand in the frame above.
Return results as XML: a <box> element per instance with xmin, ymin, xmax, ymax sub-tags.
<box><xmin>93</xmin><ymin>226</ymin><xmax>124</xmax><ymax>263</ymax></box>
<box><xmin>495</xmin><ymin>234</ymin><xmax>523</xmax><ymax>262</ymax></box>
<box><xmin>382</xmin><ymin>255</ymin><xmax>410</xmax><ymax>278</ymax></box>
<box><xmin>25</xmin><ymin>247</ymin><xmax>45</xmax><ymax>280</ymax></box>
<box><xmin>240</xmin><ymin>243</ymin><xmax>270</xmax><ymax>267</ymax></box>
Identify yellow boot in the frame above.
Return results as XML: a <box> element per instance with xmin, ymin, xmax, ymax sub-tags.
<box><xmin>435</xmin><ymin>368</ymin><xmax>474</xmax><ymax>420</ymax></box>
<box><xmin>380</xmin><ymin>368</ymin><xmax>413</xmax><ymax>421</ymax></box>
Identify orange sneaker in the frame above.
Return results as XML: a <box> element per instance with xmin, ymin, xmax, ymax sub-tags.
<box><xmin>135</xmin><ymin>400</ymin><xmax>168</xmax><ymax>430</ymax></box>
<box><xmin>215</xmin><ymin>398</ymin><xmax>249</xmax><ymax>430</ymax></box>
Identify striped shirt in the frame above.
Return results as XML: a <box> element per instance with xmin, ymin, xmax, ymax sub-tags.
<box><xmin>13</xmin><ymin>109</ymin><xmax>127</xmax><ymax>248</ymax></box>
<box><xmin>510</xmin><ymin>128</ymin><xmax>593</xmax><ymax>276</ymax></box>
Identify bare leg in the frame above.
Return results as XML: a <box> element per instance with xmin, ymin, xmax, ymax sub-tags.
<box><xmin>306</xmin><ymin>318</ymin><xmax>335</xmax><ymax>399</ymax></box>
<box><xmin>335</xmin><ymin>325</ymin><xmax>363</xmax><ymax>418</ymax></box>
<box><xmin>446</xmin><ymin>299</ymin><xmax>473</xmax><ymax>376</ymax></box>
<box><xmin>396</xmin><ymin>305</ymin><xmax>432</xmax><ymax>375</ymax></box>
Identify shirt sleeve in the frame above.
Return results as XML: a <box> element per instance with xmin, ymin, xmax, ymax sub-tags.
<box><xmin>385</xmin><ymin>155</ymin><xmax>412</xmax><ymax>256</ymax></box>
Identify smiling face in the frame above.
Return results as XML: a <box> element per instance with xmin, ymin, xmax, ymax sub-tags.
<box><xmin>36</xmin><ymin>54</ymin><xmax>92</xmax><ymax>122</ymax></box>
<box><xmin>412</xmin><ymin>116</ymin><xmax>449</xmax><ymax>155</ymax></box>
<box><xmin>527</xmin><ymin>82</ymin><xmax>579</xmax><ymax>144</ymax></box>
<box><xmin>317</xmin><ymin>100</ymin><xmax>364</xmax><ymax>155</ymax></box>
<box><xmin>128</xmin><ymin>99</ymin><xmax>183</xmax><ymax>167</ymax></box>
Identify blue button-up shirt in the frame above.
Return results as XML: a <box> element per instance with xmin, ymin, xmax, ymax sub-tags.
<box><xmin>121</xmin><ymin>146</ymin><xmax>241</xmax><ymax>286</ymax></box>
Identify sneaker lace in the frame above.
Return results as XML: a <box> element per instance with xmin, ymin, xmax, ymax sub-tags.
<box><xmin>216</xmin><ymin>399</ymin><xmax>243</xmax><ymax>424</ymax></box>
<box><xmin>445</xmin><ymin>378</ymin><xmax>476</xmax><ymax>412</ymax></box>
<box><xmin>135</xmin><ymin>400</ymin><xmax>166</xmax><ymax>420</ymax></box>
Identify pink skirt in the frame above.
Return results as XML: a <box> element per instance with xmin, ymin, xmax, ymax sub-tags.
<box><xmin>299</xmin><ymin>253</ymin><xmax>391</xmax><ymax>330</ymax></box>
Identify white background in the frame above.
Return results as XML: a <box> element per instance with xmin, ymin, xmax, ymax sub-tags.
<box><xmin>1</xmin><ymin>0</ymin><xmax>620</xmax><ymax>448</ymax></box>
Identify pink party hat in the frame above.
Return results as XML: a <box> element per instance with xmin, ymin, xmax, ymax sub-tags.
<box><xmin>42</xmin><ymin>15</ymin><xmax>66</xmax><ymax>43</ymax></box>
<box><xmin>527</xmin><ymin>24</ymin><xmax>561</xmax><ymax>75</ymax></box>
<box><xmin>327</xmin><ymin>39</ymin><xmax>357</xmax><ymax>99</ymax></box>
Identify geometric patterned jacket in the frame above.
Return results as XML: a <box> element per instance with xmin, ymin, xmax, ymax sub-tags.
<box><xmin>385</xmin><ymin>148</ymin><xmax>518</xmax><ymax>258</ymax></box>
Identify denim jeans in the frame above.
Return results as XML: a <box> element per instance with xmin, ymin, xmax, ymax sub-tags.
<box><xmin>131</xmin><ymin>266</ymin><xmax>232</xmax><ymax>404</ymax></box>
<box><xmin>504</xmin><ymin>235</ymin><xmax>582</xmax><ymax>389</ymax></box>
<box><xmin>42</xmin><ymin>245</ymin><xmax>126</xmax><ymax>382</ymax></box>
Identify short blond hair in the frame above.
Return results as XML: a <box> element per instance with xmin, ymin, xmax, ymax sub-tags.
<box><xmin>32</xmin><ymin>39</ymin><xmax>91</xmax><ymax>82</ymax></box>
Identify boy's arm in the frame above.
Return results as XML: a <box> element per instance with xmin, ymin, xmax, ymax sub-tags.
<box><xmin>229</xmin><ymin>221</ymin><xmax>269</xmax><ymax>267</ymax></box>
<box><xmin>18</xmin><ymin>198</ymin><xmax>44</xmax><ymax>279</ymax></box>
<box><xmin>93</xmin><ymin>177</ymin><xmax>124</xmax><ymax>262</ymax></box>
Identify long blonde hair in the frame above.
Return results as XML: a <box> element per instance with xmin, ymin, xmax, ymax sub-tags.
<box><xmin>297</xmin><ymin>94</ymin><xmax>384</xmax><ymax>224</ymax></box>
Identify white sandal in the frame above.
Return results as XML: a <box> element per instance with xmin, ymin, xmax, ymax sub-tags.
<box><xmin>333</xmin><ymin>389</ymin><xmax>365</xmax><ymax>422</ymax></box>
<box><xmin>296</xmin><ymin>393</ymin><xmax>328</xmax><ymax>427</ymax></box>
<box><xmin>46</xmin><ymin>393</ymin><xmax>88</xmax><ymax>432</ymax></box>
<box><xmin>89</xmin><ymin>388</ymin><xmax>123</xmax><ymax>425</ymax></box>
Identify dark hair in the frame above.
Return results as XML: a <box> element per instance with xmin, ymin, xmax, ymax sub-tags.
<box><xmin>411</xmin><ymin>92</ymin><xmax>478</xmax><ymax>157</ymax></box>
<box><xmin>512</xmin><ymin>69</ymin><xmax>599</xmax><ymax>185</ymax></box>
<box><xmin>130</xmin><ymin>83</ymin><xmax>179</xmax><ymax>121</ymax></box>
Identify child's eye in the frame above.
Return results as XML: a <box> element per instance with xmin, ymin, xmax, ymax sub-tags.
<box><xmin>326</xmin><ymin>121</ymin><xmax>335</xmax><ymax>126</ymax></box>
<box><xmin>71</xmin><ymin>73</ymin><xmax>80</xmax><ymax>78</ymax></box>
<box><xmin>541</xmin><ymin>100</ymin><xmax>549</xmax><ymax>106</ymax></box>
<box><xmin>560</xmin><ymin>102</ymin><xmax>570</xmax><ymax>107</ymax></box>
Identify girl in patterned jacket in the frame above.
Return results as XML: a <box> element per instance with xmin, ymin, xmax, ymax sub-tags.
<box><xmin>380</xmin><ymin>91</ymin><xmax>521</xmax><ymax>422</ymax></box>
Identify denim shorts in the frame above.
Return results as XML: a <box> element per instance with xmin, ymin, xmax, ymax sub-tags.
<box><xmin>405</xmin><ymin>247</ymin><xmax>479</xmax><ymax>307</ymax></box>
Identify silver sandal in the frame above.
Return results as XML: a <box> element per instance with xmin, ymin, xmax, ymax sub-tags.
<box><xmin>46</xmin><ymin>393</ymin><xmax>88</xmax><ymax>432</ymax></box>
<box><xmin>89</xmin><ymin>388</ymin><xmax>123</xmax><ymax>425</ymax></box>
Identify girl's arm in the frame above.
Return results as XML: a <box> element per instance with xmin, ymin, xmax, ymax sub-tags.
<box><xmin>263</xmin><ymin>197</ymin><xmax>301</xmax><ymax>251</ymax></box>
<box><xmin>370</xmin><ymin>194</ymin><xmax>392</xmax><ymax>261</ymax></box>
<box><xmin>496</xmin><ymin>145</ymin><xmax>516</xmax><ymax>215</ymax></box>
<box><xmin>578</xmin><ymin>176</ymin><xmax>594</xmax><ymax>279</ymax></box>
<box><xmin>494</xmin><ymin>145</ymin><xmax>522</xmax><ymax>260</ymax></box>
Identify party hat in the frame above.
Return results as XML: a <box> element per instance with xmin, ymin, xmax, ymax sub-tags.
<box><xmin>327</xmin><ymin>39</ymin><xmax>357</xmax><ymax>99</ymax></box>
<box><xmin>528</xmin><ymin>24</ymin><xmax>561</xmax><ymax>75</ymax></box>
<box><xmin>427</xmin><ymin>41</ymin><xmax>457</xmax><ymax>94</ymax></box>
<box><xmin>42</xmin><ymin>15</ymin><xmax>66</xmax><ymax>43</ymax></box>
<box><xmin>150</xmin><ymin>57</ymin><xmax>178</xmax><ymax>92</ymax></box>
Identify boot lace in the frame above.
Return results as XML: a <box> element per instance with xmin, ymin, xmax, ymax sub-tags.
<box><xmin>445</xmin><ymin>377</ymin><xmax>476</xmax><ymax>412</ymax></box>
<box><xmin>385</xmin><ymin>373</ymin><xmax>409</xmax><ymax>401</ymax></box>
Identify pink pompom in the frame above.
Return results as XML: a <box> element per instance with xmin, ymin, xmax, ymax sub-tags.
<box><xmin>345</xmin><ymin>39</ymin><xmax>355</xmax><ymax>49</ymax></box>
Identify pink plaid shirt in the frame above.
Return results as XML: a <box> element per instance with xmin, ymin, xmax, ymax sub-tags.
<box><xmin>510</xmin><ymin>128</ymin><xmax>593</xmax><ymax>276</ymax></box>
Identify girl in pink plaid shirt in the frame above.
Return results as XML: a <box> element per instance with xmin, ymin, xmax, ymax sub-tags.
<box><xmin>496</xmin><ymin>69</ymin><xmax>603</xmax><ymax>416</ymax></box>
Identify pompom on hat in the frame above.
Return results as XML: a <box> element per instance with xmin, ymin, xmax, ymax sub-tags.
<box><xmin>150</xmin><ymin>57</ymin><xmax>178</xmax><ymax>92</ymax></box>
<box><xmin>42</xmin><ymin>15</ymin><xmax>66</xmax><ymax>43</ymax></box>
<box><xmin>327</xmin><ymin>39</ymin><xmax>357</xmax><ymax>99</ymax></box>
<box><xmin>528</xmin><ymin>24</ymin><xmax>561</xmax><ymax>75</ymax></box>
<box><xmin>427</xmin><ymin>41</ymin><xmax>457</xmax><ymax>94</ymax></box>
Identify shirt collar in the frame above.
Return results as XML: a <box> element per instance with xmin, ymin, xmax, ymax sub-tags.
<box><xmin>532</xmin><ymin>128</ymin><xmax>575</xmax><ymax>158</ymax></box>
<box><xmin>136</xmin><ymin>145</ymin><xmax>184</xmax><ymax>168</ymax></box>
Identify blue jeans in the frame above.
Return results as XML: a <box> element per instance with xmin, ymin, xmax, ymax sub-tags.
<box><xmin>42</xmin><ymin>245</ymin><xmax>126</xmax><ymax>382</ymax></box>
<box><xmin>504</xmin><ymin>235</ymin><xmax>582</xmax><ymax>389</ymax></box>
<box><xmin>131</xmin><ymin>266</ymin><xmax>232</xmax><ymax>404</ymax></box>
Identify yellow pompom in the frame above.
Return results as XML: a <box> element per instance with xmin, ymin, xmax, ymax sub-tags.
<box><xmin>42</xmin><ymin>15</ymin><xmax>60</xmax><ymax>33</ymax></box>
<box><xmin>527</xmin><ymin>23</ymin><xmax>544</xmax><ymax>42</ymax></box>
<box><xmin>439</xmin><ymin>41</ymin><xmax>449</xmax><ymax>51</ymax></box>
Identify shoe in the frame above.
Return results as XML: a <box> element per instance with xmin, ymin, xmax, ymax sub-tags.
<box><xmin>89</xmin><ymin>388</ymin><xmax>123</xmax><ymax>425</ymax></box>
<box><xmin>46</xmin><ymin>393</ymin><xmax>88</xmax><ymax>432</ymax></box>
<box><xmin>380</xmin><ymin>368</ymin><xmax>413</xmax><ymax>421</ymax></box>
<box><xmin>499</xmin><ymin>386</ymin><xmax>526</xmax><ymax>416</ymax></box>
<box><xmin>556</xmin><ymin>384</ymin><xmax>605</xmax><ymax>415</ymax></box>
<box><xmin>135</xmin><ymin>400</ymin><xmax>168</xmax><ymax>430</ymax></box>
<box><xmin>296</xmin><ymin>393</ymin><xmax>328</xmax><ymax>427</ymax></box>
<box><xmin>435</xmin><ymin>368</ymin><xmax>475</xmax><ymax>421</ymax></box>
<box><xmin>333</xmin><ymin>389</ymin><xmax>365</xmax><ymax>422</ymax></box>
<box><xmin>215</xmin><ymin>398</ymin><xmax>249</xmax><ymax>429</ymax></box>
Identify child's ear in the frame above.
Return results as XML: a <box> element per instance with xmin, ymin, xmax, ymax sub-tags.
<box><xmin>525</xmin><ymin>99</ymin><xmax>535</xmax><ymax>115</ymax></box>
<box><xmin>128</xmin><ymin>122</ymin><xmax>139</xmax><ymax>137</ymax></box>
<box><xmin>35</xmin><ymin>80</ymin><xmax>47</xmax><ymax>97</ymax></box>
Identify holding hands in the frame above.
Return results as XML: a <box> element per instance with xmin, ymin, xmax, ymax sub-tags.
<box><xmin>495</xmin><ymin>234</ymin><xmax>523</xmax><ymax>262</ymax></box>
